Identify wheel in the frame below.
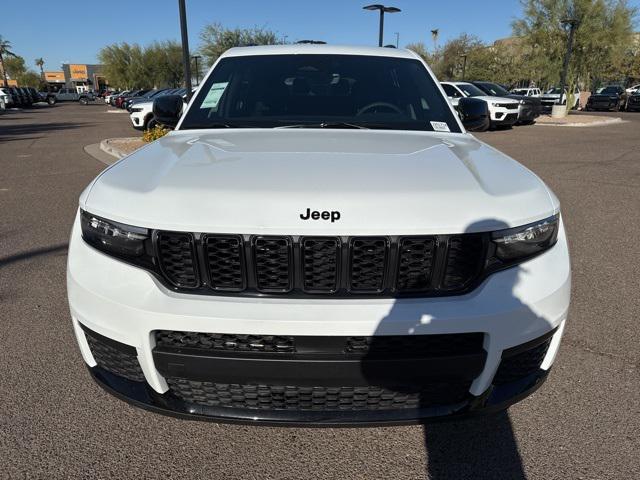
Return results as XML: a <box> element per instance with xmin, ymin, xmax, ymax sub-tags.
<box><xmin>79</xmin><ymin>97</ymin><xmax>89</xmax><ymax>105</ymax></box>
<box><xmin>47</xmin><ymin>96</ymin><xmax>56</xmax><ymax>105</ymax></box>
<box><xmin>144</xmin><ymin>116</ymin><xmax>157</xmax><ymax>130</ymax></box>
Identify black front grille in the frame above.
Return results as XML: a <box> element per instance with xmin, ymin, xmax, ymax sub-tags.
<box><xmin>84</xmin><ymin>328</ymin><xmax>145</xmax><ymax>382</ymax></box>
<box><xmin>153</xmin><ymin>233</ymin><xmax>487</xmax><ymax>298</ymax></box>
<box><xmin>156</xmin><ymin>232</ymin><xmax>198</xmax><ymax>288</ymax></box>
<box><xmin>165</xmin><ymin>379</ymin><xmax>471</xmax><ymax>411</ymax></box>
<box><xmin>493</xmin><ymin>338</ymin><xmax>552</xmax><ymax>385</ymax></box>
<box><xmin>156</xmin><ymin>331</ymin><xmax>296</xmax><ymax>353</ymax></box>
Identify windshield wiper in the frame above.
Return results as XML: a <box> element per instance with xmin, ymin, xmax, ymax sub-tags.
<box><xmin>275</xmin><ymin>122</ymin><xmax>369</xmax><ymax>130</ymax></box>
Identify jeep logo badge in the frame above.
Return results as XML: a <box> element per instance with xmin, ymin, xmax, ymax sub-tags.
<box><xmin>300</xmin><ymin>208</ymin><xmax>341</xmax><ymax>223</ymax></box>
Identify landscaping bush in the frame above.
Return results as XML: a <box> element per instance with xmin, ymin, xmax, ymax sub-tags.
<box><xmin>142</xmin><ymin>124</ymin><xmax>169</xmax><ymax>142</ymax></box>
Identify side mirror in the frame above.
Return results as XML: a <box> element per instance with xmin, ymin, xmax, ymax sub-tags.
<box><xmin>153</xmin><ymin>95</ymin><xmax>183</xmax><ymax>128</ymax></box>
<box><xmin>458</xmin><ymin>97</ymin><xmax>490</xmax><ymax>132</ymax></box>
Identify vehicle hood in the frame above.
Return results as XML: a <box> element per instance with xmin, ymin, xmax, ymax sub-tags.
<box><xmin>83</xmin><ymin>129</ymin><xmax>559</xmax><ymax>235</ymax></box>
<box><xmin>474</xmin><ymin>95</ymin><xmax>518</xmax><ymax>104</ymax></box>
<box><xmin>506</xmin><ymin>94</ymin><xmax>542</xmax><ymax>106</ymax></box>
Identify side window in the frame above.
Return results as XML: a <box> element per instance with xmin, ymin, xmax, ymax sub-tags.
<box><xmin>442</xmin><ymin>84</ymin><xmax>460</xmax><ymax>98</ymax></box>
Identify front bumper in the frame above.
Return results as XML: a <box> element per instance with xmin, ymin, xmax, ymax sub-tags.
<box><xmin>67</xmin><ymin>213</ymin><xmax>571</xmax><ymax>425</ymax></box>
<box><xmin>489</xmin><ymin>106</ymin><xmax>519</xmax><ymax>126</ymax></box>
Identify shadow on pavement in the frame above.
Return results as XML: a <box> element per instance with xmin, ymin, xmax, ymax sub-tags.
<box><xmin>0</xmin><ymin>243</ymin><xmax>68</xmax><ymax>269</ymax></box>
<box><xmin>361</xmin><ymin>219</ymin><xmax>543</xmax><ymax>479</ymax></box>
<box><xmin>0</xmin><ymin>122</ymin><xmax>91</xmax><ymax>141</ymax></box>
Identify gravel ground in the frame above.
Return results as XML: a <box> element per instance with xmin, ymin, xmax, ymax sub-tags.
<box><xmin>0</xmin><ymin>104</ymin><xmax>638</xmax><ymax>479</ymax></box>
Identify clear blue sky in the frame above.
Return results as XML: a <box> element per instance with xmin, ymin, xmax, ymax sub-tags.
<box><xmin>3</xmin><ymin>0</ymin><xmax>639</xmax><ymax>72</ymax></box>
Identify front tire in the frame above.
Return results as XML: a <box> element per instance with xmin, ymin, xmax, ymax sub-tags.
<box><xmin>79</xmin><ymin>97</ymin><xmax>89</xmax><ymax>105</ymax></box>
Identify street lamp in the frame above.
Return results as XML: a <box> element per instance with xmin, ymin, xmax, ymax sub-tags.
<box><xmin>191</xmin><ymin>55</ymin><xmax>202</xmax><ymax>86</ymax></box>
<box><xmin>558</xmin><ymin>18</ymin><xmax>580</xmax><ymax>106</ymax></box>
<box><xmin>394</xmin><ymin>32</ymin><xmax>400</xmax><ymax>48</ymax></box>
<box><xmin>178</xmin><ymin>0</ymin><xmax>193</xmax><ymax>102</ymax></box>
<box><xmin>460</xmin><ymin>54</ymin><xmax>468</xmax><ymax>80</ymax></box>
<box><xmin>363</xmin><ymin>4</ymin><xmax>401</xmax><ymax>47</ymax></box>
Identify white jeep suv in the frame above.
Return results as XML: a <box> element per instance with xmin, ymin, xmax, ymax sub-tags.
<box><xmin>67</xmin><ymin>45</ymin><xmax>570</xmax><ymax>425</ymax></box>
<box><xmin>442</xmin><ymin>81</ymin><xmax>520</xmax><ymax>130</ymax></box>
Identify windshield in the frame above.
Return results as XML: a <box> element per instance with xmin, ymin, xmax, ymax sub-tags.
<box><xmin>180</xmin><ymin>54</ymin><xmax>461</xmax><ymax>132</ymax></box>
<box><xmin>455</xmin><ymin>83</ymin><xmax>486</xmax><ymax>98</ymax></box>
<box><xmin>477</xmin><ymin>82</ymin><xmax>510</xmax><ymax>97</ymax></box>
<box><xmin>600</xmin><ymin>86</ymin><xmax>619</xmax><ymax>94</ymax></box>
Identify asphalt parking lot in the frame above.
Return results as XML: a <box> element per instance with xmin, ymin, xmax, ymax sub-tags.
<box><xmin>0</xmin><ymin>103</ymin><xmax>638</xmax><ymax>479</ymax></box>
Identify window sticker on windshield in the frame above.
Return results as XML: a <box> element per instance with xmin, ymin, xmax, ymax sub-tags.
<box><xmin>430</xmin><ymin>121</ymin><xmax>450</xmax><ymax>132</ymax></box>
<box><xmin>200</xmin><ymin>82</ymin><xmax>229</xmax><ymax>109</ymax></box>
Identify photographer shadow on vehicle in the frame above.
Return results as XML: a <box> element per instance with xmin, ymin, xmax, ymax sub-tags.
<box><xmin>361</xmin><ymin>219</ymin><xmax>551</xmax><ymax>479</ymax></box>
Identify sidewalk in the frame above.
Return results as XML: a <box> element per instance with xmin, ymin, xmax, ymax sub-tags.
<box><xmin>100</xmin><ymin>137</ymin><xmax>145</xmax><ymax>158</ymax></box>
<box><xmin>535</xmin><ymin>114</ymin><xmax>624</xmax><ymax>127</ymax></box>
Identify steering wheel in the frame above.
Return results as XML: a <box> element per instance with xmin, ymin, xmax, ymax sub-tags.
<box><xmin>356</xmin><ymin>102</ymin><xmax>403</xmax><ymax>116</ymax></box>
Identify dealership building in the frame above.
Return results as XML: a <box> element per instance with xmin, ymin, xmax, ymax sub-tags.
<box><xmin>44</xmin><ymin>64</ymin><xmax>107</xmax><ymax>92</ymax></box>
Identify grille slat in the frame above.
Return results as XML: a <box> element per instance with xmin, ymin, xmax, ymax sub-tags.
<box><xmin>396</xmin><ymin>237</ymin><xmax>435</xmax><ymax>292</ymax></box>
<box><xmin>254</xmin><ymin>237</ymin><xmax>293</xmax><ymax>292</ymax></box>
<box><xmin>302</xmin><ymin>238</ymin><xmax>339</xmax><ymax>292</ymax></box>
<box><xmin>204</xmin><ymin>235</ymin><xmax>245</xmax><ymax>291</ymax></box>
<box><xmin>157</xmin><ymin>232</ymin><xmax>198</xmax><ymax>288</ymax></box>
<box><xmin>349</xmin><ymin>237</ymin><xmax>388</xmax><ymax>292</ymax></box>
<box><xmin>442</xmin><ymin>235</ymin><xmax>484</xmax><ymax>290</ymax></box>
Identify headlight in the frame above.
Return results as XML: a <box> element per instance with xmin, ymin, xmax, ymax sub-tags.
<box><xmin>490</xmin><ymin>102</ymin><xmax>498</xmax><ymax>107</ymax></box>
<box><xmin>491</xmin><ymin>214</ymin><xmax>559</xmax><ymax>262</ymax></box>
<box><xmin>520</xmin><ymin>99</ymin><xmax>525</xmax><ymax>105</ymax></box>
<box><xmin>80</xmin><ymin>210</ymin><xmax>150</xmax><ymax>259</ymax></box>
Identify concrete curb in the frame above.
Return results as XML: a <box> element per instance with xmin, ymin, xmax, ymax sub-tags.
<box><xmin>84</xmin><ymin>143</ymin><xmax>119</xmax><ymax>166</ymax></box>
<box><xmin>99</xmin><ymin>138</ymin><xmax>133</xmax><ymax>159</ymax></box>
<box><xmin>535</xmin><ymin>117</ymin><xmax>624</xmax><ymax>128</ymax></box>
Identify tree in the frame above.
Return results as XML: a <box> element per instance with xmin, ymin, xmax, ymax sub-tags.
<box><xmin>513</xmin><ymin>0</ymin><xmax>637</xmax><ymax>89</ymax></box>
<box><xmin>98</xmin><ymin>41</ymin><xmax>185</xmax><ymax>89</ymax></box>
<box><xmin>199</xmin><ymin>23</ymin><xmax>281</xmax><ymax>66</ymax></box>
<box><xmin>0</xmin><ymin>36</ymin><xmax>18</xmax><ymax>87</ymax></box>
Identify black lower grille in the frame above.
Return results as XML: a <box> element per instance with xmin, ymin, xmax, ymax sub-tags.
<box><xmin>84</xmin><ymin>328</ymin><xmax>145</xmax><ymax>382</ymax></box>
<box><xmin>155</xmin><ymin>331</ymin><xmax>296</xmax><ymax>353</ymax></box>
<box><xmin>345</xmin><ymin>333</ymin><xmax>484</xmax><ymax>357</ymax></box>
<box><xmin>165</xmin><ymin>379</ymin><xmax>471</xmax><ymax>411</ymax></box>
<box><xmin>494</xmin><ymin>338</ymin><xmax>552</xmax><ymax>385</ymax></box>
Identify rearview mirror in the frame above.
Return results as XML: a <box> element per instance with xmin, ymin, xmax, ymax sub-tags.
<box><xmin>153</xmin><ymin>95</ymin><xmax>184</xmax><ymax>129</ymax></box>
<box><xmin>457</xmin><ymin>97</ymin><xmax>490</xmax><ymax>132</ymax></box>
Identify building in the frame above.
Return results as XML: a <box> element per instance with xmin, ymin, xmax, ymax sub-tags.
<box><xmin>44</xmin><ymin>64</ymin><xmax>107</xmax><ymax>92</ymax></box>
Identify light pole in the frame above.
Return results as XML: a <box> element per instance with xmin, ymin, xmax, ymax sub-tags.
<box><xmin>178</xmin><ymin>0</ymin><xmax>193</xmax><ymax>102</ymax></box>
<box><xmin>460</xmin><ymin>54</ymin><xmax>468</xmax><ymax>80</ymax></box>
<box><xmin>363</xmin><ymin>4</ymin><xmax>401</xmax><ymax>47</ymax></box>
<box><xmin>394</xmin><ymin>32</ymin><xmax>399</xmax><ymax>48</ymax></box>
<box><xmin>558</xmin><ymin>18</ymin><xmax>579</xmax><ymax>106</ymax></box>
<box><xmin>191</xmin><ymin>55</ymin><xmax>201</xmax><ymax>86</ymax></box>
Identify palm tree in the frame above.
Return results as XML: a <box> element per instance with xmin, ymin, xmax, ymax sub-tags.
<box><xmin>0</xmin><ymin>36</ymin><xmax>18</xmax><ymax>88</ymax></box>
<box><xmin>431</xmin><ymin>29</ymin><xmax>439</xmax><ymax>53</ymax></box>
<box><xmin>35</xmin><ymin>57</ymin><xmax>44</xmax><ymax>77</ymax></box>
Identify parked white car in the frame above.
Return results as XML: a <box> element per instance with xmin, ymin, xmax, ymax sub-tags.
<box><xmin>441</xmin><ymin>81</ymin><xmax>520</xmax><ymax>129</ymax></box>
<box><xmin>0</xmin><ymin>87</ymin><xmax>14</xmax><ymax>107</ymax></box>
<box><xmin>539</xmin><ymin>87</ymin><xmax>580</xmax><ymax>112</ymax></box>
<box><xmin>129</xmin><ymin>100</ymin><xmax>156</xmax><ymax>130</ymax></box>
<box><xmin>511</xmin><ymin>87</ymin><xmax>541</xmax><ymax>97</ymax></box>
<box><xmin>625</xmin><ymin>84</ymin><xmax>640</xmax><ymax>95</ymax></box>
<box><xmin>68</xmin><ymin>44</ymin><xmax>570</xmax><ymax>426</ymax></box>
